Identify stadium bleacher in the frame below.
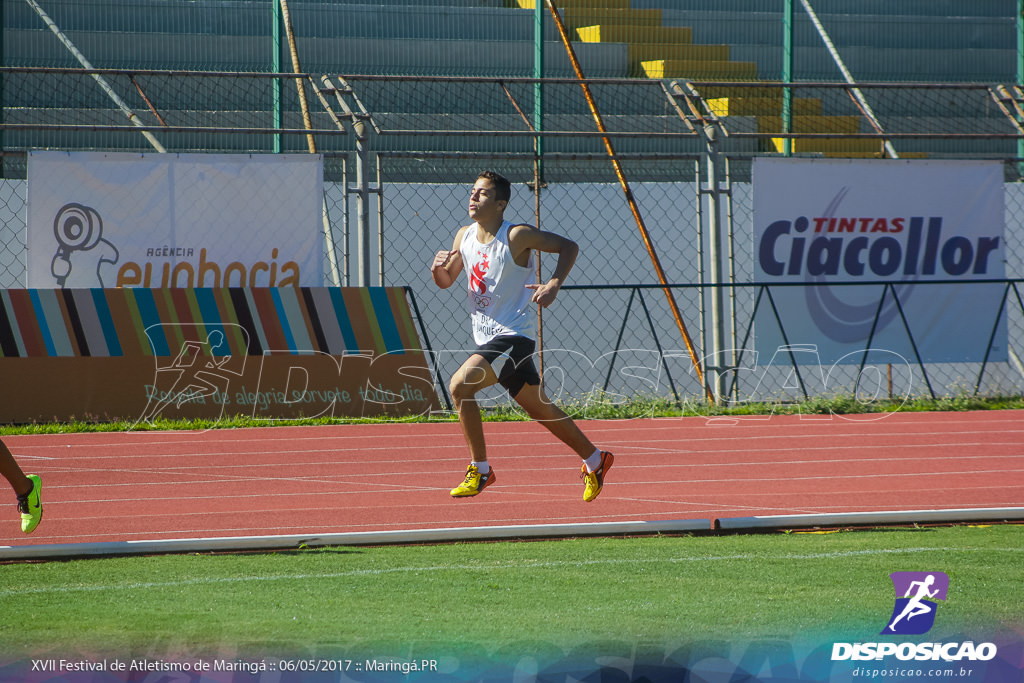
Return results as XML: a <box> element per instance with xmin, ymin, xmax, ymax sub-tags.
<box><xmin>3</xmin><ymin>0</ymin><xmax>1019</xmax><ymax>158</ymax></box>
<box><xmin>4</xmin><ymin>0</ymin><xmax>1015</xmax><ymax>80</ymax></box>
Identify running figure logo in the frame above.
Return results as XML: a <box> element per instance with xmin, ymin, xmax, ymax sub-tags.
<box><xmin>134</xmin><ymin>325</ymin><xmax>248</xmax><ymax>428</ymax></box>
<box><xmin>881</xmin><ymin>572</ymin><xmax>949</xmax><ymax>635</ymax></box>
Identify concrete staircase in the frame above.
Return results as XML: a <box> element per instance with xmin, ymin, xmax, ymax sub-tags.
<box><xmin>707</xmin><ymin>94</ymin><xmax>889</xmax><ymax>157</ymax></box>
<box><xmin>514</xmin><ymin>0</ymin><xmax>753</xmax><ymax>79</ymax></box>
<box><xmin>512</xmin><ymin>0</ymin><xmax>890</xmax><ymax>157</ymax></box>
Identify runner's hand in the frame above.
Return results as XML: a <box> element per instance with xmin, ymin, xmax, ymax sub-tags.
<box><xmin>526</xmin><ymin>281</ymin><xmax>560</xmax><ymax>308</ymax></box>
<box><xmin>432</xmin><ymin>250</ymin><xmax>456</xmax><ymax>270</ymax></box>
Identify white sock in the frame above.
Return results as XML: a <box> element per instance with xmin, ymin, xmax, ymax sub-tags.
<box><xmin>583</xmin><ymin>449</ymin><xmax>603</xmax><ymax>473</ymax></box>
<box><xmin>473</xmin><ymin>460</ymin><xmax>490</xmax><ymax>475</ymax></box>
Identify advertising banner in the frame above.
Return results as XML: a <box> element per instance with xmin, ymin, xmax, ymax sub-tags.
<box><xmin>0</xmin><ymin>287</ymin><xmax>439</xmax><ymax>422</ymax></box>
<box><xmin>752</xmin><ymin>158</ymin><xmax>1007</xmax><ymax>364</ymax></box>
<box><xmin>26</xmin><ymin>151</ymin><xmax>324</xmax><ymax>289</ymax></box>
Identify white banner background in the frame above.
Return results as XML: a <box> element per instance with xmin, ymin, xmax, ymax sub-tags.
<box><xmin>27</xmin><ymin>151</ymin><xmax>324</xmax><ymax>288</ymax></box>
<box><xmin>752</xmin><ymin>158</ymin><xmax>1007</xmax><ymax>364</ymax></box>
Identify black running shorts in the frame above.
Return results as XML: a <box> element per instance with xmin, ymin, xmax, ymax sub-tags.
<box><xmin>472</xmin><ymin>335</ymin><xmax>541</xmax><ymax>397</ymax></box>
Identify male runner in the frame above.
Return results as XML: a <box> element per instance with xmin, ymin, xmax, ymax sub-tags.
<box><xmin>430</xmin><ymin>171</ymin><xmax>613</xmax><ymax>502</ymax></box>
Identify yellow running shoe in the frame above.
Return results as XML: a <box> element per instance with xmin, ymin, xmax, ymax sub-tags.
<box><xmin>582</xmin><ymin>452</ymin><xmax>614</xmax><ymax>502</ymax></box>
<box><xmin>18</xmin><ymin>474</ymin><xmax>42</xmax><ymax>534</ymax></box>
<box><xmin>450</xmin><ymin>464</ymin><xmax>495</xmax><ymax>498</ymax></box>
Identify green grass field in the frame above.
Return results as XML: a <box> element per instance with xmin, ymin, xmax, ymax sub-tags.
<box><xmin>2</xmin><ymin>403</ymin><xmax>1022</xmax><ymax>680</ymax></box>
<box><xmin>2</xmin><ymin>524</ymin><xmax>1022</xmax><ymax>667</ymax></box>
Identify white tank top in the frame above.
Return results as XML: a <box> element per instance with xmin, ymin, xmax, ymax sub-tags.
<box><xmin>460</xmin><ymin>220</ymin><xmax>537</xmax><ymax>345</ymax></box>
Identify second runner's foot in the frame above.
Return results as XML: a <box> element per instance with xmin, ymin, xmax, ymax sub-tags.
<box><xmin>17</xmin><ymin>474</ymin><xmax>42</xmax><ymax>534</ymax></box>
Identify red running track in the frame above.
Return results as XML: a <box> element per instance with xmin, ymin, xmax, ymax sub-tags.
<box><xmin>2</xmin><ymin>409</ymin><xmax>1023</xmax><ymax>547</ymax></box>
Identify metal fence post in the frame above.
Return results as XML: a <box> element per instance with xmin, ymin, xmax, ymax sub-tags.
<box><xmin>782</xmin><ymin>0</ymin><xmax>794</xmax><ymax>157</ymax></box>
<box><xmin>533</xmin><ymin>0</ymin><xmax>544</xmax><ymax>177</ymax></box>
<box><xmin>1018</xmin><ymin>0</ymin><xmax>1024</xmax><ymax>169</ymax></box>
<box><xmin>323</xmin><ymin>75</ymin><xmax>374</xmax><ymax>287</ymax></box>
<box><xmin>0</xmin><ymin>2</ymin><xmax>5</xmax><ymax>175</ymax></box>
<box><xmin>272</xmin><ymin>0</ymin><xmax>282</xmax><ymax>154</ymax></box>
<box><xmin>702</xmin><ymin>120</ymin><xmax>727</xmax><ymax>403</ymax></box>
<box><xmin>354</xmin><ymin>118</ymin><xmax>371</xmax><ymax>287</ymax></box>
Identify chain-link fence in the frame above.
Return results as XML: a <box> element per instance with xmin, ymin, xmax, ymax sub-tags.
<box><xmin>357</xmin><ymin>76</ymin><xmax>1024</xmax><ymax>407</ymax></box>
<box><xmin>2</xmin><ymin>67</ymin><xmax>1023</xmax><ymax>408</ymax></box>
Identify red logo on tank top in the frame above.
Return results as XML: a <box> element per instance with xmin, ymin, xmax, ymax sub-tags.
<box><xmin>470</xmin><ymin>252</ymin><xmax>489</xmax><ymax>294</ymax></box>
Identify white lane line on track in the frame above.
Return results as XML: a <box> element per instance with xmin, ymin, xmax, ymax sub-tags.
<box><xmin>26</xmin><ymin>464</ymin><xmax>1024</xmax><ymax>494</ymax></box>
<box><xmin>14</xmin><ymin>435</ymin><xmax>1024</xmax><ymax>463</ymax></box>
<box><xmin>18</xmin><ymin>486</ymin><xmax>1021</xmax><ymax>519</ymax></box>
<box><xmin>8</xmin><ymin>419</ymin><xmax>1024</xmax><ymax>451</ymax></box>
<box><xmin>3</xmin><ymin>545</ymin><xmax>1022</xmax><ymax>597</ymax></box>
<box><xmin>14</xmin><ymin>444</ymin><xmax>1024</xmax><ymax>476</ymax></box>
<box><xmin>35</xmin><ymin>451</ymin><xmax>1023</xmax><ymax>474</ymax></box>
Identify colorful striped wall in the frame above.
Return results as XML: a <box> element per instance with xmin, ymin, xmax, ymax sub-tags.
<box><xmin>0</xmin><ymin>287</ymin><xmax>423</xmax><ymax>358</ymax></box>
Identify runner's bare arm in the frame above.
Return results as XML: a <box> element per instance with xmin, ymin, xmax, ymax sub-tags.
<box><xmin>510</xmin><ymin>225</ymin><xmax>579</xmax><ymax>308</ymax></box>
<box><xmin>431</xmin><ymin>227</ymin><xmax>467</xmax><ymax>289</ymax></box>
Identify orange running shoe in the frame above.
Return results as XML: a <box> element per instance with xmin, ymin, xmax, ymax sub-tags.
<box><xmin>450</xmin><ymin>464</ymin><xmax>496</xmax><ymax>498</ymax></box>
<box><xmin>581</xmin><ymin>452</ymin><xmax>614</xmax><ymax>502</ymax></box>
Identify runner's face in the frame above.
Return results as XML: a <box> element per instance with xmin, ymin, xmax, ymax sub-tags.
<box><xmin>468</xmin><ymin>179</ymin><xmax>505</xmax><ymax>222</ymax></box>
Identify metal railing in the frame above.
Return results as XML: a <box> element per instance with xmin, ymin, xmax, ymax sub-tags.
<box><xmin>3</xmin><ymin>69</ymin><xmax>1024</xmax><ymax>406</ymax></box>
<box><xmin>542</xmin><ymin>281</ymin><xmax>1024</xmax><ymax>406</ymax></box>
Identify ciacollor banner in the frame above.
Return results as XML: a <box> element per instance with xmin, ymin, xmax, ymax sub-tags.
<box><xmin>26</xmin><ymin>151</ymin><xmax>324</xmax><ymax>289</ymax></box>
<box><xmin>752</xmin><ymin>158</ymin><xmax>1007</xmax><ymax>365</ymax></box>
<box><xmin>0</xmin><ymin>287</ymin><xmax>440</xmax><ymax>423</ymax></box>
